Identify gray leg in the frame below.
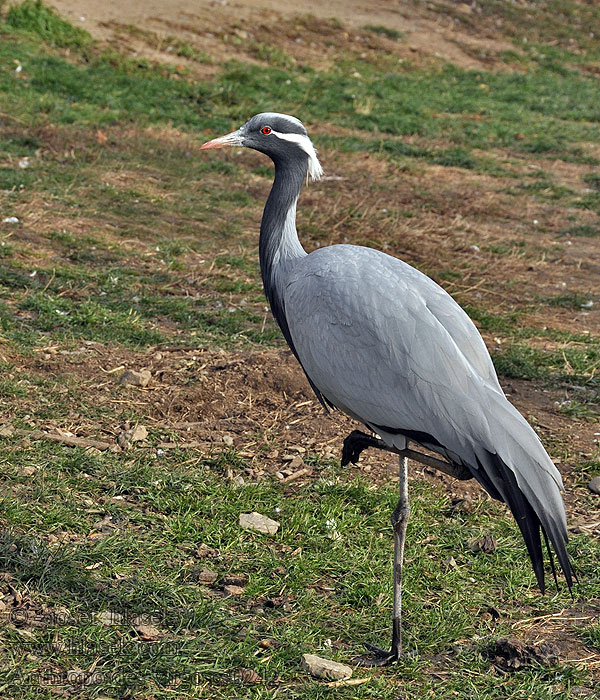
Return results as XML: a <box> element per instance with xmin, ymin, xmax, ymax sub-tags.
<box><xmin>391</xmin><ymin>455</ymin><xmax>409</xmax><ymax>659</ymax></box>
<box><xmin>358</xmin><ymin>456</ymin><xmax>410</xmax><ymax>666</ymax></box>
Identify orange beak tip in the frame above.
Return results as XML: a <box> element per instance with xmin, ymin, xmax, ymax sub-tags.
<box><xmin>199</xmin><ymin>129</ymin><xmax>244</xmax><ymax>151</ymax></box>
<box><xmin>200</xmin><ymin>139</ymin><xmax>225</xmax><ymax>150</ymax></box>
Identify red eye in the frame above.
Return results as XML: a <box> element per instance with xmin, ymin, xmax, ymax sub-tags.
<box><xmin>261</xmin><ymin>126</ymin><xmax>272</xmax><ymax>135</ymax></box>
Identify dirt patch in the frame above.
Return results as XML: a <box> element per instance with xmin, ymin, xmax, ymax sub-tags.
<box><xmin>48</xmin><ymin>0</ymin><xmax>518</xmax><ymax>73</ymax></box>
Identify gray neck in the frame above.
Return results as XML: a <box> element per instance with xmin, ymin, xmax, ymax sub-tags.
<box><xmin>259</xmin><ymin>158</ymin><xmax>307</xmax><ymax>330</ymax></box>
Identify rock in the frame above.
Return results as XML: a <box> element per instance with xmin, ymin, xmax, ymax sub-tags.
<box><xmin>288</xmin><ymin>455</ymin><xmax>303</xmax><ymax>469</ymax></box>
<box><xmin>588</xmin><ymin>476</ymin><xmax>600</xmax><ymax>495</ymax></box>
<box><xmin>196</xmin><ymin>543</ymin><xmax>220</xmax><ymax>558</ymax></box>
<box><xmin>222</xmin><ymin>573</ymin><xmax>248</xmax><ymax>586</ymax></box>
<box><xmin>117</xmin><ymin>424</ymin><xmax>148</xmax><ymax>449</ymax></box>
<box><xmin>223</xmin><ymin>584</ymin><xmax>245</xmax><ymax>596</ymax></box>
<box><xmin>223</xmin><ymin>434</ymin><xmax>234</xmax><ymax>447</ymax></box>
<box><xmin>134</xmin><ymin>623</ymin><xmax>162</xmax><ymax>641</ymax></box>
<box><xmin>468</xmin><ymin>535</ymin><xmax>497</xmax><ymax>553</ymax></box>
<box><xmin>258</xmin><ymin>638</ymin><xmax>278</xmax><ymax>649</ymax></box>
<box><xmin>196</xmin><ymin>568</ymin><xmax>218</xmax><ymax>585</ymax></box>
<box><xmin>301</xmin><ymin>654</ymin><xmax>352</xmax><ymax>681</ymax></box>
<box><xmin>239</xmin><ymin>512</ymin><xmax>280</xmax><ymax>535</ymax></box>
<box><xmin>119</xmin><ymin>369</ymin><xmax>151</xmax><ymax>387</ymax></box>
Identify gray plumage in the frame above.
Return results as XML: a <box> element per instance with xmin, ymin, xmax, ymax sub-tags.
<box><xmin>201</xmin><ymin>112</ymin><xmax>573</xmax><ymax>593</ymax></box>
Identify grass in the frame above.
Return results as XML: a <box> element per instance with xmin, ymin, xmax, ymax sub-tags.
<box><xmin>0</xmin><ymin>442</ymin><xmax>593</xmax><ymax>698</ymax></box>
<box><xmin>0</xmin><ymin>1</ymin><xmax>599</xmax><ymax>698</ymax></box>
<box><xmin>362</xmin><ymin>24</ymin><xmax>404</xmax><ymax>41</ymax></box>
<box><xmin>5</xmin><ymin>0</ymin><xmax>92</xmax><ymax>49</ymax></box>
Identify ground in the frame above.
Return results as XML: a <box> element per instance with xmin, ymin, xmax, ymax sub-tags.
<box><xmin>0</xmin><ymin>0</ymin><xmax>599</xmax><ymax>698</ymax></box>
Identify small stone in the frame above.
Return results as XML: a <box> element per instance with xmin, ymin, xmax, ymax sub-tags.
<box><xmin>223</xmin><ymin>584</ymin><xmax>245</xmax><ymax>596</ymax></box>
<box><xmin>289</xmin><ymin>455</ymin><xmax>303</xmax><ymax>469</ymax></box>
<box><xmin>239</xmin><ymin>512</ymin><xmax>280</xmax><ymax>535</ymax></box>
<box><xmin>301</xmin><ymin>653</ymin><xmax>352</xmax><ymax>681</ymax></box>
<box><xmin>117</xmin><ymin>424</ymin><xmax>148</xmax><ymax>449</ymax></box>
<box><xmin>223</xmin><ymin>434</ymin><xmax>234</xmax><ymax>447</ymax></box>
<box><xmin>0</xmin><ymin>425</ymin><xmax>14</xmax><ymax>437</ymax></box>
<box><xmin>134</xmin><ymin>623</ymin><xmax>162</xmax><ymax>641</ymax></box>
<box><xmin>258</xmin><ymin>638</ymin><xmax>276</xmax><ymax>649</ymax></box>
<box><xmin>196</xmin><ymin>568</ymin><xmax>218</xmax><ymax>585</ymax></box>
<box><xmin>196</xmin><ymin>543</ymin><xmax>219</xmax><ymax>558</ymax></box>
<box><xmin>222</xmin><ymin>573</ymin><xmax>248</xmax><ymax>586</ymax></box>
<box><xmin>468</xmin><ymin>535</ymin><xmax>497</xmax><ymax>553</ymax></box>
<box><xmin>588</xmin><ymin>476</ymin><xmax>600</xmax><ymax>495</ymax></box>
<box><xmin>119</xmin><ymin>369</ymin><xmax>151</xmax><ymax>387</ymax></box>
<box><xmin>19</xmin><ymin>466</ymin><xmax>37</xmax><ymax>477</ymax></box>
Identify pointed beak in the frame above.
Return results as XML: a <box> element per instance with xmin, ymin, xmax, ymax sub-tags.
<box><xmin>200</xmin><ymin>129</ymin><xmax>244</xmax><ymax>150</ymax></box>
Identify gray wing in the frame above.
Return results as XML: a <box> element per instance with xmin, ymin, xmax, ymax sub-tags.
<box><xmin>283</xmin><ymin>244</ymin><xmax>571</xmax><ymax>590</ymax></box>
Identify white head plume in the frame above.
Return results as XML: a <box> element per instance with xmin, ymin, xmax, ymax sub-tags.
<box><xmin>270</xmin><ymin>128</ymin><xmax>324</xmax><ymax>181</ymax></box>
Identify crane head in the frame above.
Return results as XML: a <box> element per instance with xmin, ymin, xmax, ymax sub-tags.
<box><xmin>200</xmin><ymin>112</ymin><xmax>323</xmax><ymax>181</ymax></box>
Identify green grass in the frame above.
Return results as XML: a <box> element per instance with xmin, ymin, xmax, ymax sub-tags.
<box><xmin>5</xmin><ymin>0</ymin><xmax>92</xmax><ymax>49</ymax></box>
<box><xmin>539</xmin><ymin>293</ymin><xmax>595</xmax><ymax>310</ymax></box>
<box><xmin>0</xmin><ymin>441</ymin><xmax>593</xmax><ymax>698</ymax></box>
<box><xmin>362</xmin><ymin>24</ymin><xmax>404</xmax><ymax>41</ymax></box>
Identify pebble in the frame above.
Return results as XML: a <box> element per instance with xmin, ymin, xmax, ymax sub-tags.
<box><xmin>301</xmin><ymin>653</ymin><xmax>352</xmax><ymax>680</ymax></box>
<box><xmin>223</xmin><ymin>584</ymin><xmax>245</xmax><ymax>596</ymax></box>
<box><xmin>119</xmin><ymin>369</ymin><xmax>151</xmax><ymax>387</ymax></box>
<box><xmin>117</xmin><ymin>424</ymin><xmax>148</xmax><ymax>449</ymax></box>
<box><xmin>239</xmin><ymin>512</ymin><xmax>280</xmax><ymax>535</ymax></box>
<box><xmin>134</xmin><ymin>623</ymin><xmax>162</xmax><ymax>641</ymax></box>
<box><xmin>468</xmin><ymin>535</ymin><xmax>497</xmax><ymax>553</ymax></box>
<box><xmin>196</xmin><ymin>568</ymin><xmax>218</xmax><ymax>585</ymax></box>
<box><xmin>588</xmin><ymin>476</ymin><xmax>600</xmax><ymax>495</ymax></box>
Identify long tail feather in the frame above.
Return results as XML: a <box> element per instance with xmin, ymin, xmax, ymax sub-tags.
<box><xmin>472</xmin><ymin>450</ymin><xmax>572</xmax><ymax>592</ymax></box>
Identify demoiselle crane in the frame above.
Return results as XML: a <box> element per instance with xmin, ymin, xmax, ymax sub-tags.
<box><xmin>201</xmin><ymin>113</ymin><xmax>573</xmax><ymax>665</ymax></box>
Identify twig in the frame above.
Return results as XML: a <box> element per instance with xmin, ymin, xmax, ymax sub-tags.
<box><xmin>324</xmin><ymin>678</ymin><xmax>370</xmax><ymax>688</ymax></box>
<box><xmin>14</xmin><ymin>429</ymin><xmax>115</xmax><ymax>451</ymax></box>
<box><xmin>281</xmin><ymin>468</ymin><xmax>311</xmax><ymax>484</ymax></box>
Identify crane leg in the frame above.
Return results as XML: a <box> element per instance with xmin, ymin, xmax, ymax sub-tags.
<box><xmin>357</xmin><ymin>455</ymin><xmax>410</xmax><ymax>666</ymax></box>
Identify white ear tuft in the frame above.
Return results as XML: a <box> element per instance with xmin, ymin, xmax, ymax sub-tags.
<box><xmin>271</xmin><ymin>130</ymin><xmax>324</xmax><ymax>182</ymax></box>
<box><xmin>307</xmin><ymin>147</ymin><xmax>324</xmax><ymax>182</ymax></box>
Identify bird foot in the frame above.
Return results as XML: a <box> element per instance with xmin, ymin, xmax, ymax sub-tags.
<box><xmin>353</xmin><ymin>642</ymin><xmax>401</xmax><ymax>667</ymax></box>
<box><xmin>341</xmin><ymin>430</ymin><xmax>380</xmax><ymax>467</ymax></box>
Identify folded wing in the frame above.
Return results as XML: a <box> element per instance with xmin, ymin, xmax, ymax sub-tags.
<box><xmin>284</xmin><ymin>244</ymin><xmax>572</xmax><ymax>591</ymax></box>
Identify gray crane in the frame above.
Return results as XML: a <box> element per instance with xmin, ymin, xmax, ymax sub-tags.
<box><xmin>201</xmin><ymin>113</ymin><xmax>573</xmax><ymax>666</ymax></box>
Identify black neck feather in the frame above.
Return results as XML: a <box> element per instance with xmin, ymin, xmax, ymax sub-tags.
<box><xmin>259</xmin><ymin>157</ymin><xmax>307</xmax><ymax>329</ymax></box>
